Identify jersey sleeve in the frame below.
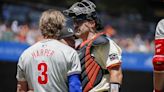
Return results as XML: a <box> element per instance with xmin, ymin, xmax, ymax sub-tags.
<box><xmin>106</xmin><ymin>39</ymin><xmax>122</xmax><ymax>69</ymax></box>
<box><xmin>67</xmin><ymin>51</ymin><xmax>81</xmax><ymax>76</ymax></box>
<box><xmin>16</xmin><ymin>54</ymin><xmax>26</xmax><ymax>81</ymax></box>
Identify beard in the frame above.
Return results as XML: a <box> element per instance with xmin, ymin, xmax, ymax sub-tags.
<box><xmin>74</xmin><ymin>28</ymin><xmax>89</xmax><ymax>38</ymax></box>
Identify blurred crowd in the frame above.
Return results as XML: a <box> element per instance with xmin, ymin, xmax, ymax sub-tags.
<box><xmin>104</xmin><ymin>26</ymin><xmax>154</xmax><ymax>53</ymax></box>
<box><xmin>0</xmin><ymin>20</ymin><xmax>43</xmax><ymax>45</ymax></box>
<box><xmin>0</xmin><ymin>20</ymin><xmax>154</xmax><ymax>53</ymax></box>
<box><xmin>0</xmin><ymin>3</ymin><xmax>156</xmax><ymax>53</ymax></box>
<box><xmin>113</xmin><ymin>35</ymin><xmax>154</xmax><ymax>53</ymax></box>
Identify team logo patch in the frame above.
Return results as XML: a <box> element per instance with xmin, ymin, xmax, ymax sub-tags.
<box><xmin>68</xmin><ymin>28</ymin><xmax>74</xmax><ymax>33</ymax></box>
<box><xmin>109</xmin><ymin>53</ymin><xmax>119</xmax><ymax>61</ymax></box>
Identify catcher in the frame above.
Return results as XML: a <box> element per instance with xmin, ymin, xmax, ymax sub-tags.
<box><xmin>64</xmin><ymin>0</ymin><xmax>123</xmax><ymax>92</ymax></box>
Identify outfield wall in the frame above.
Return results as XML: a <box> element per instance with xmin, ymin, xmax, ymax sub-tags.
<box><xmin>0</xmin><ymin>41</ymin><xmax>153</xmax><ymax>92</ymax></box>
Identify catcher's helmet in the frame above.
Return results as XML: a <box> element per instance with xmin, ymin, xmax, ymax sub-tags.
<box><xmin>63</xmin><ymin>0</ymin><xmax>103</xmax><ymax>30</ymax></box>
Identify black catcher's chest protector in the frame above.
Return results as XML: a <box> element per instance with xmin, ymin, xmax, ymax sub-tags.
<box><xmin>77</xmin><ymin>33</ymin><xmax>109</xmax><ymax>92</ymax></box>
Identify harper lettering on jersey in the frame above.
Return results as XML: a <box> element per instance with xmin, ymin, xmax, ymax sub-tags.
<box><xmin>32</xmin><ymin>49</ymin><xmax>54</xmax><ymax>58</ymax></box>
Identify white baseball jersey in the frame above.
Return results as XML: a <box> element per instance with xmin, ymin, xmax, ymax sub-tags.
<box><xmin>16</xmin><ymin>39</ymin><xmax>81</xmax><ymax>92</ymax></box>
<box><xmin>90</xmin><ymin>38</ymin><xmax>122</xmax><ymax>92</ymax></box>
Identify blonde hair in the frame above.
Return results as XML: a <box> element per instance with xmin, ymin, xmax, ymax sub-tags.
<box><xmin>39</xmin><ymin>9</ymin><xmax>66</xmax><ymax>38</ymax></box>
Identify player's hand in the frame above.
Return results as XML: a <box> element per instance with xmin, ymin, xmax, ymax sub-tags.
<box><xmin>17</xmin><ymin>84</ymin><xmax>25</xmax><ymax>92</ymax></box>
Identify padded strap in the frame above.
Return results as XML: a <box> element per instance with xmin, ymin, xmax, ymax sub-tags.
<box><xmin>92</xmin><ymin>35</ymin><xmax>109</xmax><ymax>46</ymax></box>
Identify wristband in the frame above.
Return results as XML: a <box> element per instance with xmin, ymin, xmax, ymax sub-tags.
<box><xmin>109</xmin><ymin>83</ymin><xmax>121</xmax><ymax>92</ymax></box>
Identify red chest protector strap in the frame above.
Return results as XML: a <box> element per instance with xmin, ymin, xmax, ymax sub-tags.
<box><xmin>78</xmin><ymin>32</ymin><xmax>109</xmax><ymax>92</ymax></box>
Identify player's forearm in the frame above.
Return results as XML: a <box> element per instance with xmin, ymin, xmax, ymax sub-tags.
<box><xmin>154</xmin><ymin>72</ymin><xmax>164</xmax><ymax>92</ymax></box>
<box><xmin>110</xmin><ymin>74</ymin><xmax>122</xmax><ymax>84</ymax></box>
<box><xmin>109</xmin><ymin>67</ymin><xmax>123</xmax><ymax>84</ymax></box>
<box><xmin>108</xmin><ymin>67</ymin><xmax>123</xmax><ymax>92</ymax></box>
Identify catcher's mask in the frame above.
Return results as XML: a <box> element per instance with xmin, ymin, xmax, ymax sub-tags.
<box><xmin>63</xmin><ymin>0</ymin><xmax>103</xmax><ymax>31</ymax></box>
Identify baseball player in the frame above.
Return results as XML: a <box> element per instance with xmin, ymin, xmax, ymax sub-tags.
<box><xmin>16</xmin><ymin>9</ymin><xmax>82</xmax><ymax>92</ymax></box>
<box><xmin>64</xmin><ymin>0</ymin><xmax>123</xmax><ymax>92</ymax></box>
<box><xmin>153</xmin><ymin>19</ymin><xmax>164</xmax><ymax>92</ymax></box>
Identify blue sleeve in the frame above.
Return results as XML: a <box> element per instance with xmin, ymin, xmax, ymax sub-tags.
<box><xmin>68</xmin><ymin>74</ymin><xmax>82</xmax><ymax>92</ymax></box>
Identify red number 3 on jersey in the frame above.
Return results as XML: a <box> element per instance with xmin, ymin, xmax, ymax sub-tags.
<box><xmin>38</xmin><ymin>62</ymin><xmax>48</xmax><ymax>84</ymax></box>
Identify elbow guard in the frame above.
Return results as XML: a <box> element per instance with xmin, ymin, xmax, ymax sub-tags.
<box><xmin>153</xmin><ymin>55</ymin><xmax>164</xmax><ymax>71</ymax></box>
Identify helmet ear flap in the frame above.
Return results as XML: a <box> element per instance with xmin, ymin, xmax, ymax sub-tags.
<box><xmin>90</xmin><ymin>12</ymin><xmax>104</xmax><ymax>31</ymax></box>
<box><xmin>63</xmin><ymin>10</ymin><xmax>69</xmax><ymax>16</ymax></box>
<box><xmin>95</xmin><ymin>18</ymin><xmax>104</xmax><ymax>31</ymax></box>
